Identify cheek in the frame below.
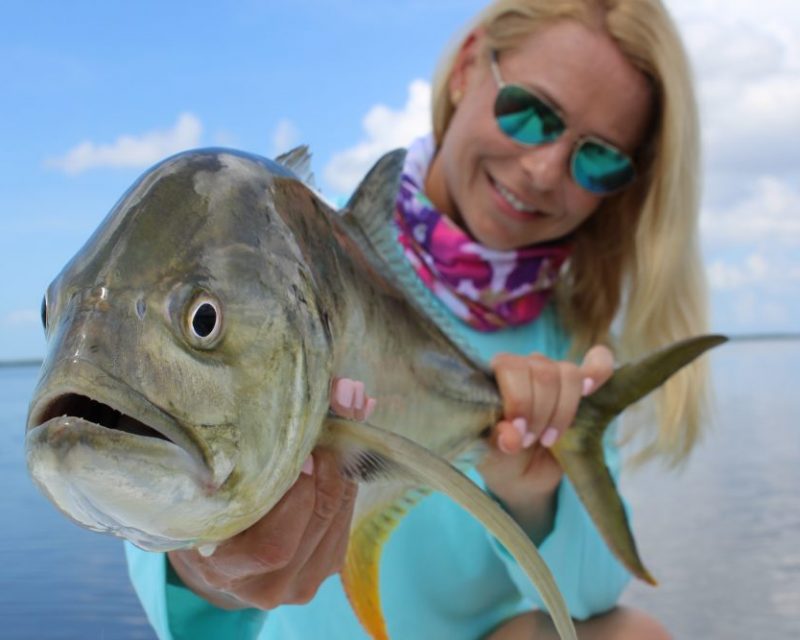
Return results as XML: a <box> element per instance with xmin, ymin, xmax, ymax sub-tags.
<box><xmin>564</xmin><ymin>187</ymin><xmax>602</xmax><ymax>225</ymax></box>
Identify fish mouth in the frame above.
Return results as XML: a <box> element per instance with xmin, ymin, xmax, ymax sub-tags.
<box><xmin>32</xmin><ymin>393</ymin><xmax>173</xmax><ymax>442</ymax></box>
<box><xmin>27</xmin><ymin>373</ymin><xmax>217</xmax><ymax>487</ymax></box>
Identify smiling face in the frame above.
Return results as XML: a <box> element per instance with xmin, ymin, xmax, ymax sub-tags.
<box><xmin>425</xmin><ymin>19</ymin><xmax>655</xmax><ymax>251</ymax></box>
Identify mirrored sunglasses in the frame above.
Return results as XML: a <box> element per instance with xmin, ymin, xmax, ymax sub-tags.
<box><xmin>490</xmin><ymin>51</ymin><xmax>635</xmax><ymax>195</ymax></box>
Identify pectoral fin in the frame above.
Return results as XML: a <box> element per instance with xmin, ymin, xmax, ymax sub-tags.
<box><xmin>553</xmin><ymin>334</ymin><xmax>727</xmax><ymax>584</ymax></box>
<box><xmin>323</xmin><ymin>416</ymin><xmax>578</xmax><ymax>640</ymax></box>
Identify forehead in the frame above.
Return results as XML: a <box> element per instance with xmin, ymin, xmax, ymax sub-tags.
<box><xmin>496</xmin><ymin>20</ymin><xmax>654</xmax><ymax>149</ymax></box>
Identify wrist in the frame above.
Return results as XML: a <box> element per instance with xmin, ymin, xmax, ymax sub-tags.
<box><xmin>490</xmin><ymin>483</ymin><xmax>560</xmax><ymax>545</ymax></box>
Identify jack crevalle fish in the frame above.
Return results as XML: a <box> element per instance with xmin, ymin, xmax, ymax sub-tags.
<box><xmin>26</xmin><ymin>147</ymin><xmax>725</xmax><ymax>640</ymax></box>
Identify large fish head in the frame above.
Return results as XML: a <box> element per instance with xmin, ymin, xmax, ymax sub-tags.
<box><xmin>26</xmin><ymin>149</ymin><xmax>333</xmax><ymax>551</ymax></box>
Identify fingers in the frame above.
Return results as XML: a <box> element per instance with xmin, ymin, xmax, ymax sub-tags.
<box><xmin>291</xmin><ymin>477</ymin><xmax>357</xmax><ymax>602</ymax></box>
<box><xmin>330</xmin><ymin>377</ymin><xmax>377</xmax><ymax>421</ymax></box>
<box><xmin>168</xmin><ymin>449</ymin><xmax>358</xmax><ymax>611</ymax></box>
<box><xmin>209</xmin><ymin>472</ymin><xmax>317</xmax><ymax>580</ymax></box>
<box><xmin>580</xmin><ymin>344</ymin><xmax>614</xmax><ymax>393</ymax></box>
<box><xmin>491</xmin><ymin>344</ymin><xmax>615</xmax><ymax>451</ymax></box>
<box><xmin>229</xmin><ymin>450</ymin><xmax>357</xmax><ymax>608</ymax></box>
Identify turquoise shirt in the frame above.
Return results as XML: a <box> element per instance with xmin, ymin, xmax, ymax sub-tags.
<box><xmin>125</xmin><ymin>303</ymin><xmax>631</xmax><ymax>640</ymax></box>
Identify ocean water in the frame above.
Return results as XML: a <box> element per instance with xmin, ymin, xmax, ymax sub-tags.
<box><xmin>1</xmin><ymin>339</ymin><xmax>798</xmax><ymax>639</ymax></box>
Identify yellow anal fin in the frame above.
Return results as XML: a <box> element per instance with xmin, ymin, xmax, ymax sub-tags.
<box><xmin>341</xmin><ymin>504</ymin><xmax>411</xmax><ymax>640</ymax></box>
<box><xmin>323</xmin><ymin>416</ymin><xmax>577</xmax><ymax>640</ymax></box>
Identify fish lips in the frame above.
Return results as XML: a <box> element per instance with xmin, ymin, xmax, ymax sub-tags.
<box><xmin>26</xmin><ymin>371</ymin><xmax>221</xmax><ymax>492</ymax></box>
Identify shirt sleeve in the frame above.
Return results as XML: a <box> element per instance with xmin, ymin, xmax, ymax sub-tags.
<box><xmin>480</xmin><ymin>427</ymin><xmax>632</xmax><ymax>621</ymax></box>
<box><xmin>124</xmin><ymin>543</ymin><xmax>268</xmax><ymax>640</ymax></box>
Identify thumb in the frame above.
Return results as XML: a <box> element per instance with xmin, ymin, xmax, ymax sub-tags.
<box><xmin>579</xmin><ymin>344</ymin><xmax>614</xmax><ymax>395</ymax></box>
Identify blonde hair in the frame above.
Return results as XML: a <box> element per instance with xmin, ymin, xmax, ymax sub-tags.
<box><xmin>431</xmin><ymin>0</ymin><xmax>709</xmax><ymax>467</ymax></box>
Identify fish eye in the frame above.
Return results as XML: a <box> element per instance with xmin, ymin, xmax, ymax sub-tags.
<box><xmin>40</xmin><ymin>294</ymin><xmax>48</xmax><ymax>330</ymax></box>
<box><xmin>185</xmin><ymin>295</ymin><xmax>223</xmax><ymax>348</ymax></box>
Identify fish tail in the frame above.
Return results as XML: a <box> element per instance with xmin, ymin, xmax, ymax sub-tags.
<box><xmin>552</xmin><ymin>334</ymin><xmax>727</xmax><ymax>584</ymax></box>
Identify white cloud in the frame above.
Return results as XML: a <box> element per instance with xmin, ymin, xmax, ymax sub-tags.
<box><xmin>3</xmin><ymin>309</ymin><xmax>40</xmax><ymax>328</ymax></box>
<box><xmin>47</xmin><ymin>113</ymin><xmax>203</xmax><ymax>174</ymax></box>
<box><xmin>668</xmin><ymin>1</ymin><xmax>800</xmax><ymax>175</ymax></box>
<box><xmin>711</xmin><ymin>286</ymin><xmax>796</xmax><ymax>331</ymax></box>
<box><xmin>323</xmin><ymin>80</ymin><xmax>431</xmax><ymax>193</ymax></box>
<box><xmin>701</xmin><ymin>176</ymin><xmax>800</xmax><ymax>247</ymax></box>
<box><xmin>708</xmin><ymin>254</ymin><xmax>769</xmax><ymax>290</ymax></box>
<box><xmin>271</xmin><ymin>118</ymin><xmax>300</xmax><ymax>157</ymax></box>
<box><xmin>666</xmin><ymin>1</ymin><xmax>800</xmax><ymax>332</ymax></box>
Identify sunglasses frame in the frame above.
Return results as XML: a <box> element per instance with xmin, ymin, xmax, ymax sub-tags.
<box><xmin>488</xmin><ymin>50</ymin><xmax>636</xmax><ymax>195</ymax></box>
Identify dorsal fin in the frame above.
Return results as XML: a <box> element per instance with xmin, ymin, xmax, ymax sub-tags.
<box><xmin>275</xmin><ymin>145</ymin><xmax>316</xmax><ymax>188</ymax></box>
<box><xmin>339</xmin><ymin>149</ymin><xmax>485</xmax><ymax>369</ymax></box>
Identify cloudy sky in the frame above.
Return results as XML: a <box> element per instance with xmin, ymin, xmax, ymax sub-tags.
<box><xmin>1</xmin><ymin>0</ymin><xmax>797</xmax><ymax>359</ymax></box>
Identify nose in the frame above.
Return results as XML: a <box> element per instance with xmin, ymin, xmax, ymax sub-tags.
<box><xmin>518</xmin><ymin>138</ymin><xmax>573</xmax><ymax>192</ymax></box>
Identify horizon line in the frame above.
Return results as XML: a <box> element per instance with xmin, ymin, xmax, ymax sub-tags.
<box><xmin>2</xmin><ymin>332</ymin><xmax>800</xmax><ymax>368</ymax></box>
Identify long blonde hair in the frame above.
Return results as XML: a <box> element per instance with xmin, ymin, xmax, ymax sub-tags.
<box><xmin>431</xmin><ymin>0</ymin><xmax>709</xmax><ymax>467</ymax></box>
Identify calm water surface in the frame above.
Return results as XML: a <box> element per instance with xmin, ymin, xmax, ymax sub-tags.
<box><xmin>1</xmin><ymin>340</ymin><xmax>798</xmax><ymax>639</ymax></box>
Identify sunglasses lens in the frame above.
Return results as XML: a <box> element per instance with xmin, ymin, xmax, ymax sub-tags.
<box><xmin>494</xmin><ymin>85</ymin><xmax>564</xmax><ymax>144</ymax></box>
<box><xmin>572</xmin><ymin>140</ymin><xmax>634</xmax><ymax>194</ymax></box>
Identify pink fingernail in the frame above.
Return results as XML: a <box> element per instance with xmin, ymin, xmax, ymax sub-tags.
<box><xmin>511</xmin><ymin>417</ymin><xmax>527</xmax><ymax>438</ymax></box>
<box><xmin>522</xmin><ymin>432</ymin><xmax>537</xmax><ymax>448</ymax></box>
<box><xmin>301</xmin><ymin>455</ymin><xmax>314</xmax><ymax>476</ymax></box>
<box><xmin>582</xmin><ymin>378</ymin><xmax>594</xmax><ymax>397</ymax></box>
<box><xmin>541</xmin><ymin>427</ymin><xmax>559</xmax><ymax>448</ymax></box>
<box><xmin>335</xmin><ymin>380</ymin><xmax>353</xmax><ymax>408</ymax></box>
<box><xmin>354</xmin><ymin>382</ymin><xmax>364</xmax><ymax>408</ymax></box>
<box><xmin>364</xmin><ymin>397</ymin><xmax>377</xmax><ymax>420</ymax></box>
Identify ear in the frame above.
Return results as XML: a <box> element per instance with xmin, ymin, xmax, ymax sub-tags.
<box><xmin>448</xmin><ymin>28</ymin><xmax>485</xmax><ymax>103</ymax></box>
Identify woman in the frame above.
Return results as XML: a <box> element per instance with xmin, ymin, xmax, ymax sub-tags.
<box><xmin>127</xmin><ymin>1</ymin><xmax>707</xmax><ymax>637</ymax></box>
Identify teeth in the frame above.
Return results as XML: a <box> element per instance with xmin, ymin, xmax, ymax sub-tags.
<box><xmin>494</xmin><ymin>180</ymin><xmax>536</xmax><ymax>212</ymax></box>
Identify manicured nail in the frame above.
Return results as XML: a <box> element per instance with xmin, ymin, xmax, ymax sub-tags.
<box><xmin>541</xmin><ymin>427</ymin><xmax>559</xmax><ymax>448</ymax></box>
<box><xmin>335</xmin><ymin>380</ymin><xmax>353</xmax><ymax>408</ymax></box>
<box><xmin>522</xmin><ymin>432</ymin><xmax>537</xmax><ymax>448</ymax></box>
<box><xmin>582</xmin><ymin>377</ymin><xmax>594</xmax><ymax>397</ymax></box>
<box><xmin>364</xmin><ymin>397</ymin><xmax>377</xmax><ymax>420</ymax></box>
<box><xmin>511</xmin><ymin>417</ymin><xmax>528</xmax><ymax>439</ymax></box>
<box><xmin>301</xmin><ymin>455</ymin><xmax>314</xmax><ymax>476</ymax></box>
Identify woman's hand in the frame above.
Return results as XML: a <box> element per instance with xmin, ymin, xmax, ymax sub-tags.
<box><xmin>478</xmin><ymin>345</ymin><xmax>614</xmax><ymax>542</ymax></box>
<box><xmin>168</xmin><ymin>449</ymin><xmax>358</xmax><ymax>610</ymax></box>
<box><xmin>168</xmin><ymin>378</ymin><xmax>375</xmax><ymax>611</ymax></box>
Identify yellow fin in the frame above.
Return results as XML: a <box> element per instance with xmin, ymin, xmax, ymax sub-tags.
<box><xmin>324</xmin><ymin>417</ymin><xmax>577</xmax><ymax>640</ymax></box>
<box><xmin>341</xmin><ymin>504</ymin><xmax>410</xmax><ymax>640</ymax></box>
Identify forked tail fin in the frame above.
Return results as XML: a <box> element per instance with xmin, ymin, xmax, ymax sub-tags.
<box><xmin>552</xmin><ymin>334</ymin><xmax>728</xmax><ymax>584</ymax></box>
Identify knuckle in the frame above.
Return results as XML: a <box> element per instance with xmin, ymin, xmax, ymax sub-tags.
<box><xmin>341</xmin><ymin>480</ymin><xmax>358</xmax><ymax>506</ymax></box>
<box><xmin>314</xmin><ymin>480</ymin><xmax>345</xmax><ymax>521</ymax></box>
<box><xmin>248</xmin><ymin>586</ymin><xmax>285</xmax><ymax>611</ymax></box>
<box><xmin>250</xmin><ymin>540</ymin><xmax>295</xmax><ymax>572</ymax></box>
<box><xmin>561</xmin><ymin>362</ymin><xmax>582</xmax><ymax>383</ymax></box>
<box><xmin>200</xmin><ymin>568</ymin><xmax>232</xmax><ymax>591</ymax></box>
<box><xmin>491</xmin><ymin>353</ymin><xmax>524</xmax><ymax>374</ymax></box>
<box><xmin>529</xmin><ymin>359</ymin><xmax>559</xmax><ymax>385</ymax></box>
<box><xmin>290</xmin><ymin>582</ymin><xmax>322</xmax><ymax>605</ymax></box>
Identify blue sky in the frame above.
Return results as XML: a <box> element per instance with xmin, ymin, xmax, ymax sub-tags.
<box><xmin>1</xmin><ymin>0</ymin><xmax>798</xmax><ymax>359</ymax></box>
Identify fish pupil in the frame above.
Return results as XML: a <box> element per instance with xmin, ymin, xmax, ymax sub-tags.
<box><xmin>192</xmin><ymin>303</ymin><xmax>217</xmax><ymax>338</ymax></box>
